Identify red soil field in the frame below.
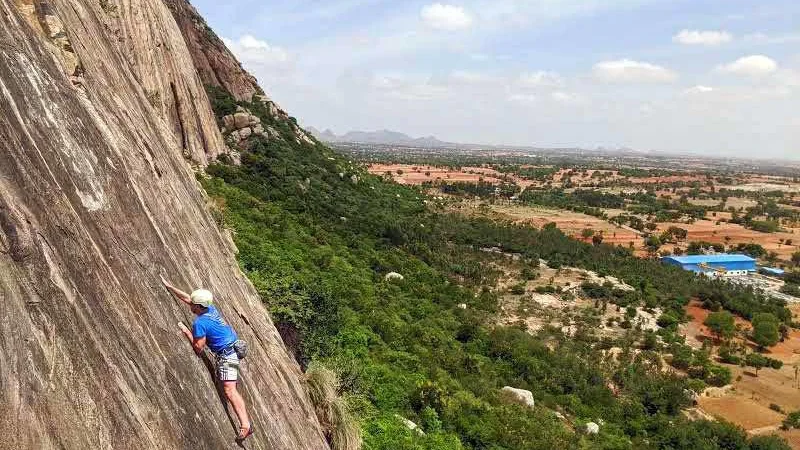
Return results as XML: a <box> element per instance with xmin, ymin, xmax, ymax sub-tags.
<box><xmin>367</xmin><ymin>164</ymin><xmax>535</xmax><ymax>188</ymax></box>
<box><xmin>656</xmin><ymin>219</ymin><xmax>799</xmax><ymax>259</ymax></box>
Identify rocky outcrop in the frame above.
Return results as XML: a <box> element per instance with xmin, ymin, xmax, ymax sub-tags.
<box><xmin>162</xmin><ymin>0</ymin><xmax>260</xmax><ymax>102</ymax></box>
<box><xmin>222</xmin><ymin>106</ymin><xmax>268</xmax><ymax>145</ymax></box>
<box><xmin>161</xmin><ymin>1</ymin><xmax>317</xmax><ymax>147</ymax></box>
<box><xmin>0</xmin><ymin>0</ymin><xmax>328</xmax><ymax>449</ymax></box>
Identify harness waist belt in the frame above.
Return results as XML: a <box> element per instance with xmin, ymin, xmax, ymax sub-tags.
<box><xmin>216</xmin><ymin>345</ymin><xmax>236</xmax><ymax>357</ymax></box>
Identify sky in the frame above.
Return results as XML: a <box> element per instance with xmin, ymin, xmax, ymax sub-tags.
<box><xmin>191</xmin><ymin>0</ymin><xmax>800</xmax><ymax>160</ymax></box>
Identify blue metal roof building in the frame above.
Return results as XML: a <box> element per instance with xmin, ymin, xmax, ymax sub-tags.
<box><xmin>759</xmin><ymin>267</ymin><xmax>785</xmax><ymax>277</ymax></box>
<box><xmin>661</xmin><ymin>254</ymin><xmax>756</xmax><ymax>275</ymax></box>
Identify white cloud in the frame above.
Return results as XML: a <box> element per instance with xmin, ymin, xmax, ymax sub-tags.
<box><xmin>551</xmin><ymin>91</ymin><xmax>583</xmax><ymax>104</ymax></box>
<box><xmin>447</xmin><ymin>70</ymin><xmax>496</xmax><ymax>84</ymax></box>
<box><xmin>592</xmin><ymin>59</ymin><xmax>678</xmax><ymax>83</ymax></box>
<box><xmin>684</xmin><ymin>85</ymin><xmax>714</xmax><ymax>94</ymax></box>
<box><xmin>672</xmin><ymin>29</ymin><xmax>732</xmax><ymax>46</ymax></box>
<box><xmin>370</xmin><ymin>74</ymin><xmax>449</xmax><ymax>101</ymax></box>
<box><xmin>518</xmin><ymin>71</ymin><xmax>564</xmax><ymax>88</ymax></box>
<box><xmin>223</xmin><ymin>35</ymin><xmax>290</xmax><ymax>66</ymax></box>
<box><xmin>718</xmin><ymin>55</ymin><xmax>778</xmax><ymax>76</ymax></box>
<box><xmin>468</xmin><ymin>53</ymin><xmax>490</xmax><ymax>61</ymax></box>
<box><xmin>508</xmin><ymin>93</ymin><xmax>537</xmax><ymax>103</ymax></box>
<box><xmin>777</xmin><ymin>69</ymin><xmax>800</xmax><ymax>87</ymax></box>
<box><xmin>420</xmin><ymin>3</ymin><xmax>473</xmax><ymax>31</ymax></box>
<box><xmin>743</xmin><ymin>32</ymin><xmax>800</xmax><ymax>45</ymax></box>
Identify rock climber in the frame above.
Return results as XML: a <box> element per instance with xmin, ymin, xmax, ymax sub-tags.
<box><xmin>161</xmin><ymin>276</ymin><xmax>255</xmax><ymax>443</ymax></box>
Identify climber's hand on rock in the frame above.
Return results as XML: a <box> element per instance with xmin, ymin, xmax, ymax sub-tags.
<box><xmin>160</xmin><ymin>274</ymin><xmax>171</xmax><ymax>289</ymax></box>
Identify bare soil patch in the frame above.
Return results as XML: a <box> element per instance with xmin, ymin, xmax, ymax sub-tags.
<box><xmin>367</xmin><ymin>164</ymin><xmax>536</xmax><ymax>188</ymax></box>
<box><xmin>656</xmin><ymin>219</ymin><xmax>799</xmax><ymax>259</ymax></box>
<box><xmin>698</xmin><ymin>396</ymin><xmax>783</xmax><ymax>430</ymax></box>
<box><xmin>630</xmin><ymin>175</ymin><xmax>707</xmax><ymax>184</ymax></box>
<box><xmin>485</xmin><ymin>204</ymin><xmax>642</xmax><ymax>248</ymax></box>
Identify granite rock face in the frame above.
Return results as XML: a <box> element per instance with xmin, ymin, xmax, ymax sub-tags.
<box><xmin>0</xmin><ymin>0</ymin><xmax>328</xmax><ymax>449</ymax></box>
<box><xmin>163</xmin><ymin>0</ymin><xmax>260</xmax><ymax>102</ymax></box>
<box><xmin>162</xmin><ymin>0</ymin><xmax>317</xmax><ymax>147</ymax></box>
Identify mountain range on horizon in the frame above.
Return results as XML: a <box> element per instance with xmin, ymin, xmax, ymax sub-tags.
<box><xmin>305</xmin><ymin>126</ymin><xmax>452</xmax><ymax>147</ymax></box>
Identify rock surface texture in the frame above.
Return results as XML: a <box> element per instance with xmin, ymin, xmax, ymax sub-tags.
<box><xmin>162</xmin><ymin>0</ymin><xmax>317</xmax><ymax>146</ymax></box>
<box><xmin>0</xmin><ymin>0</ymin><xmax>328</xmax><ymax>449</ymax></box>
<box><xmin>163</xmin><ymin>0</ymin><xmax>260</xmax><ymax>102</ymax></box>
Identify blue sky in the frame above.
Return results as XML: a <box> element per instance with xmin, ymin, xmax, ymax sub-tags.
<box><xmin>192</xmin><ymin>0</ymin><xmax>800</xmax><ymax>159</ymax></box>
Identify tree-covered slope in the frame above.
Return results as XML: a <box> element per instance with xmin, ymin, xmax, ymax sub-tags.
<box><xmin>203</xmin><ymin>86</ymin><xmax>791</xmax><ymax>450</ymax></box>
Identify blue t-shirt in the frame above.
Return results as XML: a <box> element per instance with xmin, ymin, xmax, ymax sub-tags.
<box><xmin>192</xmin><ymin>305</ymin><xmax>238</xmax><ymax>354</ymax></box>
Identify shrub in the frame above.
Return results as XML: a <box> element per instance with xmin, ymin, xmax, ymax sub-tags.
<box><xmin>509</xmin><ymin>283</ymin><xmax>526</xmax><ymax>295</ymax></box>
<box><xmin>305</xmin><ymin>364</ymin><xmax>362</xmax><ymax>450</ymax></box>
<box><xmin>329</xmin><ymin>397</ymin><xmax>361</xmax><ymax>450</ymax></box>
<box><xmin>767</xmin><ymin>357</ymin><xmax>784</xmax><ymax>370</ymax></box>
<box><xmin>205</xmin><ymin>84</ymin><xmax>237</xmax><ymax>118</ymax></box>
<box><xmin>750</xmin><ymin>434</ymin><xmax>792</xmax><ymax>450</ymax></box>
<box><xmin>419</xmin><ymin>406</ymin><xmax>442</xmax><ymax>433</ymax></box>
<box><xmin>705</xmin><ymin>365</ymin><xmax>732</xmax><ymax>387</ymax></box>
<box><xmin>534</xmin><ymin>285</ymin><xmax>558</xmax><ymax>294</ymax></box>
<box><xmin>657</xmin><ymin>313</ymin><xmax>679</xmax><ymax>329</ymax></box>
<box><xmin>520</xmin><ymin>267</ymin><xmax>539</xmax><ymax>280</ymax></box>
<box><xmin>718</xmin><ymin>346</ymin><xmax>741</xmax><ymax>365</ymax></box>
<box><xmin>782</xmin><ymin>411</ymin><xmax>800</xmax><ymax>430</ymax></box>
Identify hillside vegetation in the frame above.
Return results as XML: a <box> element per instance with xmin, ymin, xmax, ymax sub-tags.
<box><xmin>204</xmin><ymin>86</ymin><xmax>791</xmax><ymax>450</ymax></box>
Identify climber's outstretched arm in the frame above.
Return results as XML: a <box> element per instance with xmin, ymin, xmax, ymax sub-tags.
<box><xmin>161</xmin><ymin>275</ymin><xmax>192</xmax><ymax>306</ymax></box>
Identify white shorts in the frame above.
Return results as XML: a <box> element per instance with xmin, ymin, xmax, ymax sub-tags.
<box><xmin>215</xmin><ymin>352</ymin><xmax>239</xmax><ymax>382</ymax></box>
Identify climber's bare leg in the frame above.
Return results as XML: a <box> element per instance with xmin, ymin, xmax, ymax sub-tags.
<box><xmin>223</xmin><ymin>381</ymin><xmax>251</xmax><ymax>436</ymax></box>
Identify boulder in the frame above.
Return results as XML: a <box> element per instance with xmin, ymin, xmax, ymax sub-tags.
<box><xmin>249</xmin><ymin>115</ymin><xmax>261</xmax><ymax>125</ymax></box>
<box><xmin>222</xmin><ymin>114</ymin><xmax>235</xmax><ymax>129</ymax></box>
<box><xmin>395</xmin><ymin>415</ymin><xmax>424</xmax><ymax>435</ymax></box>
<box><xmin>229</xmin><ymin>130</ymin><xmax>241</xmax><ymax>142</ymax></box>
<box><xmin>233</xmin><ymin>112</ymin><xmax>250</xmax><ymax>128</ymax></box>
<box><xmin>43</xmin><ymin>14</ymin><xmax>66</xmax><ymax>39</ymax></box>
<box><xmin>501</xmin><ymin>386</ymin><xmax>535</xmax><ymax>409</ymax></box>
<box><xmin>384</xmin><ymin>272</ymin><xmax>404</xmax><ymax>281</ymax></box>
<box><xmin>253</xmin><ymin>124</ymin><xmax>265</xmax><ymax>135</ymax></box>
<box><xmin>239</xmin><ymin>127</ymin><xmax>252</xmax><ymax>139</ymax></box>
<box><xmin>457</xmin><ymin>303</ymin><xmax>467</xmax><ymax>309</ymax></box>
<box><xmin>586</xmin><ymin>422</ymin><xmax>600</xmax><ymax>434</ymax></box>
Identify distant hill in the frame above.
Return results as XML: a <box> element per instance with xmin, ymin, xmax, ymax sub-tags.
<box><xmin>306</xmin><ymin>127</ymin><xmax>450</xmax><ymax>147</ymax></box>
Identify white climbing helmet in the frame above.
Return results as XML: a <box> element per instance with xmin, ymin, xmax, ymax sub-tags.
<box><xmin>190</xmin><ymin>289</ymin><xmax>214</xmax><ymax>307</ymax></box>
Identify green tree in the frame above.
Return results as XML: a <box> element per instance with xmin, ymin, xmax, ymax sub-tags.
<box><xmin>746</xmin><ymin>353</ymin><xmax>768</xmax><ymax>376</ymax></box>
<box><xmin>644</xmin><ymin>235</ymin><xmax>662</xmax><ymax>254</ymax></box>
<box><xmin>592</xmin><ymin>233</ymin><xmax>604</xmax><ymax>246</ymax></box>
<box><xmin>581</xmin><ymin>228</ymin><xmax>595</xmax><ymax>239</ymax></box>
<box><xmin>704</xmin><ymin>311</ymin><xmax>736</xmax><ymax>341</ymax></box>
<box><xmin>749</xmin><ymin>434</ymin><xmax>792</xmax><ymax>450</ymax></box>
<box><xmin>752</xmin><ymin>313</ymin><xmax>780</xmax><ymax>350</ymax></box>
<box><xmin>792</xmin><ymin>251</ymin><xmax>800</xmax><ymax>266</ymax></box>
